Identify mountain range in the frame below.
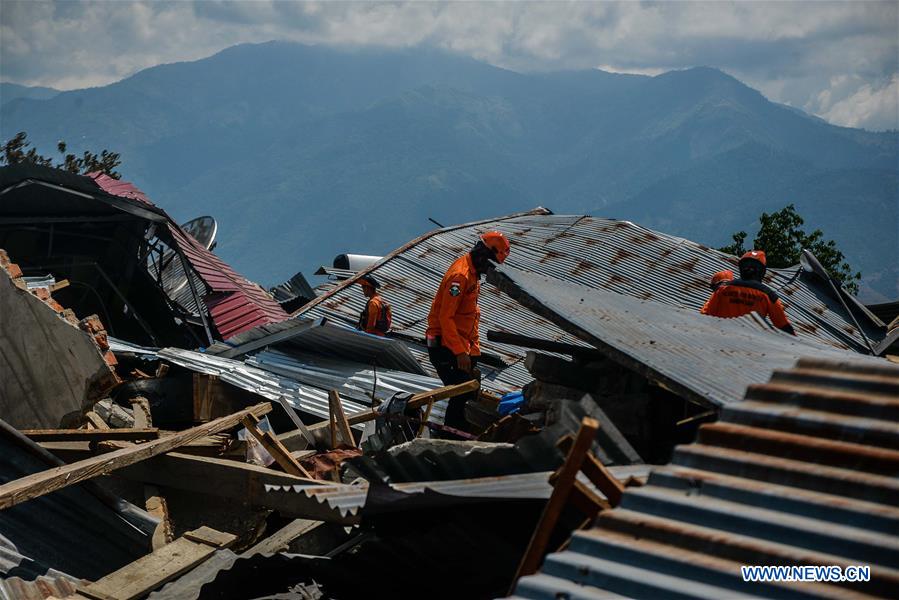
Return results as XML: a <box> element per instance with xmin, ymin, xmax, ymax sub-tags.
<box><xmin>1</xmin><ymin>42</ymin><xmax>896</xmax><ymax>300</ymax></box>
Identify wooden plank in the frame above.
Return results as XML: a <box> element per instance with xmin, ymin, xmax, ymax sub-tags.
<box><xmin>49</xmin><ymin>278</ymin><xmax>70</xmax><ymax>292</ymax></box>
<box><xmin>328</xmin><ymin>390</ymin><xmax>354</xmax><ymax>448</ymax></box>
<box><xmin>21</xmin><ymin>428</ymin><xmax>159</xmax><ymax>442</ymax></box>
<box><xmin>183</xmin><ymin>525</ymin><xmax>236</xmax><ymax>547</ymax></box>
<box><xmin>144</xmin><ymin>485</ymin><xmax>173</xmax><ymax>550</ymax></box>
<box><xmin>568</xmin><ymin>480</ymin><xmax>610</xmax><ymax>516</ymax></box>
<box><xmin>129</xmin><ymin>396</ymin><xmax>152</xmax><ymax>429</ymax></box>
<box><xmin>0</xmin><ymin>403</ymin><xmax>272</xmax><ymax>510</ymax></box>
<box><xmin>37</xmin><ymin>443</ymin><xmax>347</xmax><ymax>522</ymax></box>
<box><xmin>115</xmin><ymin>451</ymin><xmax>349</xmax><ymax>522</ymax></box>
<box><xmin>84</xmin><ymin>411</ymin><xmax>108</xmax><ymax>430</ymax></box>
<box><xmin>244</xmin><ymin>519</ymin><xmax>324</xmax><ymax>556</ymax></box>
<box><xmin>241</xmin><ymin>413</ymin><xmax>313</xmax><ymax>478</ymax></box>
<box><xmin>557</xmin><ymin>435</ymin><xmax>625</xmax><ymax>507</ymax></box>
<box><xmin>511</xmin><ymin>417</ymin><xmax>599</xmax><ymax>587</ymax></box>
<box><xmin>279</xmin><ymin>380</ymin><xmax>480</xmax><ymax>450</ymax></box>
<box><xmin>193</xmin><ymin>373</ymin><xmax>213</xmax><ymax>422</ymax></box>
<box><xmin>78</xmin><ymin>528</ymin><xmax>236</xmax><ymax>600</ymax></box>
<box><xmin>418</xmin><ymin>400</ymin><xmax>435</xmax><ymax>436</ymax></box>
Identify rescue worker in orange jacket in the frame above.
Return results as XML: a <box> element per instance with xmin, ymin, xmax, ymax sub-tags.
<box><xmin>701</xmin><ymin>251</ymin><xmax>795</xmax><ymax>335</ymax></box>
<box><xmin>356</xmin><ymin>275</ymin><xmax>392</xmax><ymax>336</ymax></box>
<box><xmin>701</xmin><ymin>270</ymin><xmax>734</xmax><ymax>312</ymax></box>
<box><xmin>426</xmin><ymin>231</ymin><xmax>510</xmax><ymax>431</ymax></box>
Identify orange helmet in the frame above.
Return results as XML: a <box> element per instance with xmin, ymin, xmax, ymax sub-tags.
<box><xmin>480</xmin><ymin>231</ymin><xmax>510</xmax><ymax>264</ymax></box>
<box><xmin>710</xmin><ymin>270</ymin><xmax>734</xmax><ymax>290</ymax></box>
<box><xmin>740</xmin><ymin>250</ymin><xmax>766</xmax><ymax>267</ymax></box>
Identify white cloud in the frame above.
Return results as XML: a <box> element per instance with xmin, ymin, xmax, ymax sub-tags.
<box><xmin>1</xmin><ymin>0</ymin><xmax>896</xmax><ymax>130</ymax></box>
<box><xmin>818</xmin><ymin>74</ymin><xmax>899</xmax><ymax>130</ymax></box>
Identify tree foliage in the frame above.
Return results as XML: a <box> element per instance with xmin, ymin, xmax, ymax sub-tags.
<box><xmin>719</xmin><ymin>204</ymin><xmax>861</xmax><ymax>295</ymax></box>
<box><xmin>1</xmin><ymin>131</ymin><xmax>121</xmax><ymax>179</ymax></box>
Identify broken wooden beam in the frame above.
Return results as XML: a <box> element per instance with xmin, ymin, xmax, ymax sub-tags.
<box><xmin>40</xmin><ymin>442</ymin><xmax>349</xmax><ymax>523</ymax></box>
<box><xmin>144</xmin><ymin>485</ymin><xmax>174</xmax><ymax>550</ymax></box>
<box><xmin>557</xmin><ymin>434</ymin><xmax>626</xmax><ymax>507</ymax></box>
<box><xmin>21</xmin><ymin>428</ymin><xmax>159</xmax><ymax>442</ymax></box>
<box><xmin>279</xmin><ymin>380</ymin><xmax>480</xmax><ymax>450</ymax></box>
<box><xmin>511</xmin><ymin>417</ymin><xmax>600</xmax><ymax>587</ymax></box>
<box><xmin>84</xmin><ymin>411</ymin><xmax>108</xmax><ymax>430</ymax></box>
<box><xmin>77</xmin><ymin>526</ymin><xmax>236</xmax><ymax>600</ymax></box>
<box><xmin>244</xmin><ymin>518</ymin><xmax>324</xmax><ymax>557</ymax></box>
<box><xmin>328</xmin><ymin>390</ymin><xmax>354</xmax><ymax>448</ymax></box>
<box><xmin>0</xmin><ymin>403</ymin><xmax>272</xmax><ymax>510</ymax></box>
<box><xmin>241</xmin><ymin>413</ymin><xmax>313</xmax><ymax>478</ymax></box>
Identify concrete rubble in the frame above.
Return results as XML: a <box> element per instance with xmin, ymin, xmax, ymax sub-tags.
<box><xmin>0</xmin><ymin>164</ymin><xmax>896</xmax><ymax>599</ymax></box>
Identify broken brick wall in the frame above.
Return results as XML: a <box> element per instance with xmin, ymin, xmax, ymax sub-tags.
<box><xmin>0</xmin><ymin>249</ymin><xmax>119</xmax><ymax>429</ymax></box>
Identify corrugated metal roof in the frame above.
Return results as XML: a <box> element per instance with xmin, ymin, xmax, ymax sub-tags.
<box><xmin>0</xmin><ymin>422</ymin><xmax>150</xmax><ymax>584</ymax></box>
<box><xmin>293</xmin><ymin>211</ymin><xmax>885</xmax><ymax>394</ymax></box>
<box><xmin>511</xmin><ymin>357</ymin><xmax>899</xmax><ymax>599</ymax></box>
<box><xmin>247</xmin><ymin>349</ymin><xmax>444</xmax><ymax>406</ymax></box>
<box><xmin>216</xmin><ymin>319</ymin><xmax>425</xmax><ymax>374</ymax></box>
<box><xmin>90</xmin><ymin>173</ymin><xmax>288</xmax><ymax>339</ymax></box>
<box><xmin>490</xmin><ymin>264</ymin><xmax>889</xmax><ymax>408</ymax></box>
<box><xmin>263</xmin><ymin>467</ymin><xmax>651</xmax><ymax>520</ymax></box>
<box><xmin>155</xmin><ymin>347</ymin><xmax>448</xmax><ymax>427</ymax></box>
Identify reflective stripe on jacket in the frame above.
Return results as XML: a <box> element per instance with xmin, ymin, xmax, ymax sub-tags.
<box><xmin>426</xmin><ymin>254</ymin><xmax>481</xmax><ymax>356</ymax></box>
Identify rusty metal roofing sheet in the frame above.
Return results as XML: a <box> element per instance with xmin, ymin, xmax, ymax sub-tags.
<box><xmin>156</xmin><ymin>347</ymin><xmax>448</xmax><ymax>426</ymax></box>
<box><xmin>511</xmin><ymin>357</ymin><xmax>899</xmax><ymax>600</ymax></box>
<box><xmin>490</xmin><ymin>264</ymin><xmax>889</xmax><ymax>408</ymax></box>
<box><xmin>294</xmin><ymin>211</ymin><xmax>884</xmax><ymax>393</ymax></box>
<box><xmin>213</xmin><ymin>318</ymin><xmax>426</xmax><ymax>374</ymax></box>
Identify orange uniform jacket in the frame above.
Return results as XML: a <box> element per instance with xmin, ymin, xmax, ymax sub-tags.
<box><xmin>426</xmin><ymin>254</ymin><xmax>481</xmax><ymax>356</ymax></box>
<box><xmin>360</xmin><ymin>294</ymin><xmax>390</xmax><ymax>336</ymax></box>
<box><xmin>701</xmin><ymin>280</ymin><xmax>792</xmax><ymax>330</ymax></box>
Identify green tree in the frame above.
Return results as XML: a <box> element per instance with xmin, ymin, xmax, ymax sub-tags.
<box><xmin>1</xmin><ymin>131</ymin><xmax>122</xmax><ymax>179</ymax></box>
<box><xmin>719</xmin><ymin>204</ymin><xmax>861</xmax><ymax>295</ymax></box>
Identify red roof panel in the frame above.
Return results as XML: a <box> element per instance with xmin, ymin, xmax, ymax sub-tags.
<box><xmin>92</xmin><ymin>174</ymin><xmax>288</xmax><ymax>339</ymax></box>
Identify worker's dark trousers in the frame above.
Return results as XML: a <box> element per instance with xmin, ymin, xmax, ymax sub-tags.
<box><xmin>427</xmin><ymin>344</ymin><xmax>478</xmax><ymax>432</ymax></box>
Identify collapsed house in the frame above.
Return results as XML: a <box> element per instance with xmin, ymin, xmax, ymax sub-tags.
<box><xmin>0</xmin><ymin>164</ymin><xmax>288</xmax><ymax>349</ymax></box>
<box><xmin>0</xmin><ymin>165</ymin><xmax>896</xmax><ymax>599</ymax></box>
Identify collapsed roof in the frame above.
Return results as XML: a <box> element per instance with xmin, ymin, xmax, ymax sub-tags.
<box><xmin>489</xmin><ymin>263</ymin><xmax>891</xmax><ymax>407</ymax></box>
<box><xmin>285</xmin><ymin>208</ymin><xmax>888</xmax><ymax>399</ymax></box>
<box><xmin>509</xmin><ymin>357</ymin><xmax>899</xmax><ymax>599</ymax></box>
<box><xmin>0</xmin><ymin>164</ymin><xmax>288</xmax><ymax>344</ymax></box>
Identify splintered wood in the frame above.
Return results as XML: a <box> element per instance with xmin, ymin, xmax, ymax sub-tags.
<box><xmin>241</xmin><ymin>413</ymin><xmax>313</xmax><ymax>478</ymax></box>
<box><xmin>77</xmin><ymin>527</ymin><xmax>236</xmax><ymax>600</ymax></box>
<box><xmin>512</xmin><ymin>417</ymin><xmax>604</xmax><ymax>587</ymax></box>
<box><xmin>328</xmin><ymin>390</ymin><xmax>354</xmax><ymax>448</ymax></box>
<box><xmin>0</xmin><ymin>403</ymin><xmax>273</xmax><ymax>509</ymax></box>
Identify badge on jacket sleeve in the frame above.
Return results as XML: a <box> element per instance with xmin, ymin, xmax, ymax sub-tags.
<box><xmin>449</xmin><ymin>282</ymin><xmax>461</xmax><ymax>297</ymax></box>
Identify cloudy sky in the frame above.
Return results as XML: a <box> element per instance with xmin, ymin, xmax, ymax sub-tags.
<box><xmin>2</xmin><ymin>1</ymin><xmax>897</xmax><ymax>130</ymax></box>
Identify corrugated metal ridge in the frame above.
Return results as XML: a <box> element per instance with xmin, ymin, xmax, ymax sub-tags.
<box><xmin>489</xmin><ymin>264</ymin><xmax>884</xmax><ymax>407</ymax></box>
<box><xmin>511</xmin><ymin>357</ymin><xmax>899</xmax><ymax>600</ymax></box>
<box><xmin>291</xmin><ymin>206</ymin><xmax>551</xmax><ymax>317</ymax></box>
<box><xmin>294</xmin><ymin>211</ymin><xmax>884</xmax><ymax>398</ymax></box>
<box><xmin>262</xmin><ymin>467</ymin><xmax>649</xmax><ymax>517</ymax></box>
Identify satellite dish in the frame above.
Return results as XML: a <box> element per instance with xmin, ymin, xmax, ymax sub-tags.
<box><xmin>145</xmin><ymin>216</ymin><xmax>219</xmax><ymax>315</ymax></box>
<box><xmin>181</xmin><ymin>215</ymin><xmax>217</xmax><ymax>250</ymax></box>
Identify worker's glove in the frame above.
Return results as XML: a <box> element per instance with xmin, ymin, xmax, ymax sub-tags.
<box><xmin>455</xmin><ymin>352</ymin><xmax>472</xmax><ymax>374</ymax></box>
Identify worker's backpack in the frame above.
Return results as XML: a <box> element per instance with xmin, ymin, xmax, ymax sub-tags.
<box><xmin>359</xmin><ymin>297</ymin><xmax>392</xmax><ymax>334</ymax></box>
<box><xmin>375</xmin><ymin>300</ymin><xmax>392</xmax><ymax>334</ymax></box>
